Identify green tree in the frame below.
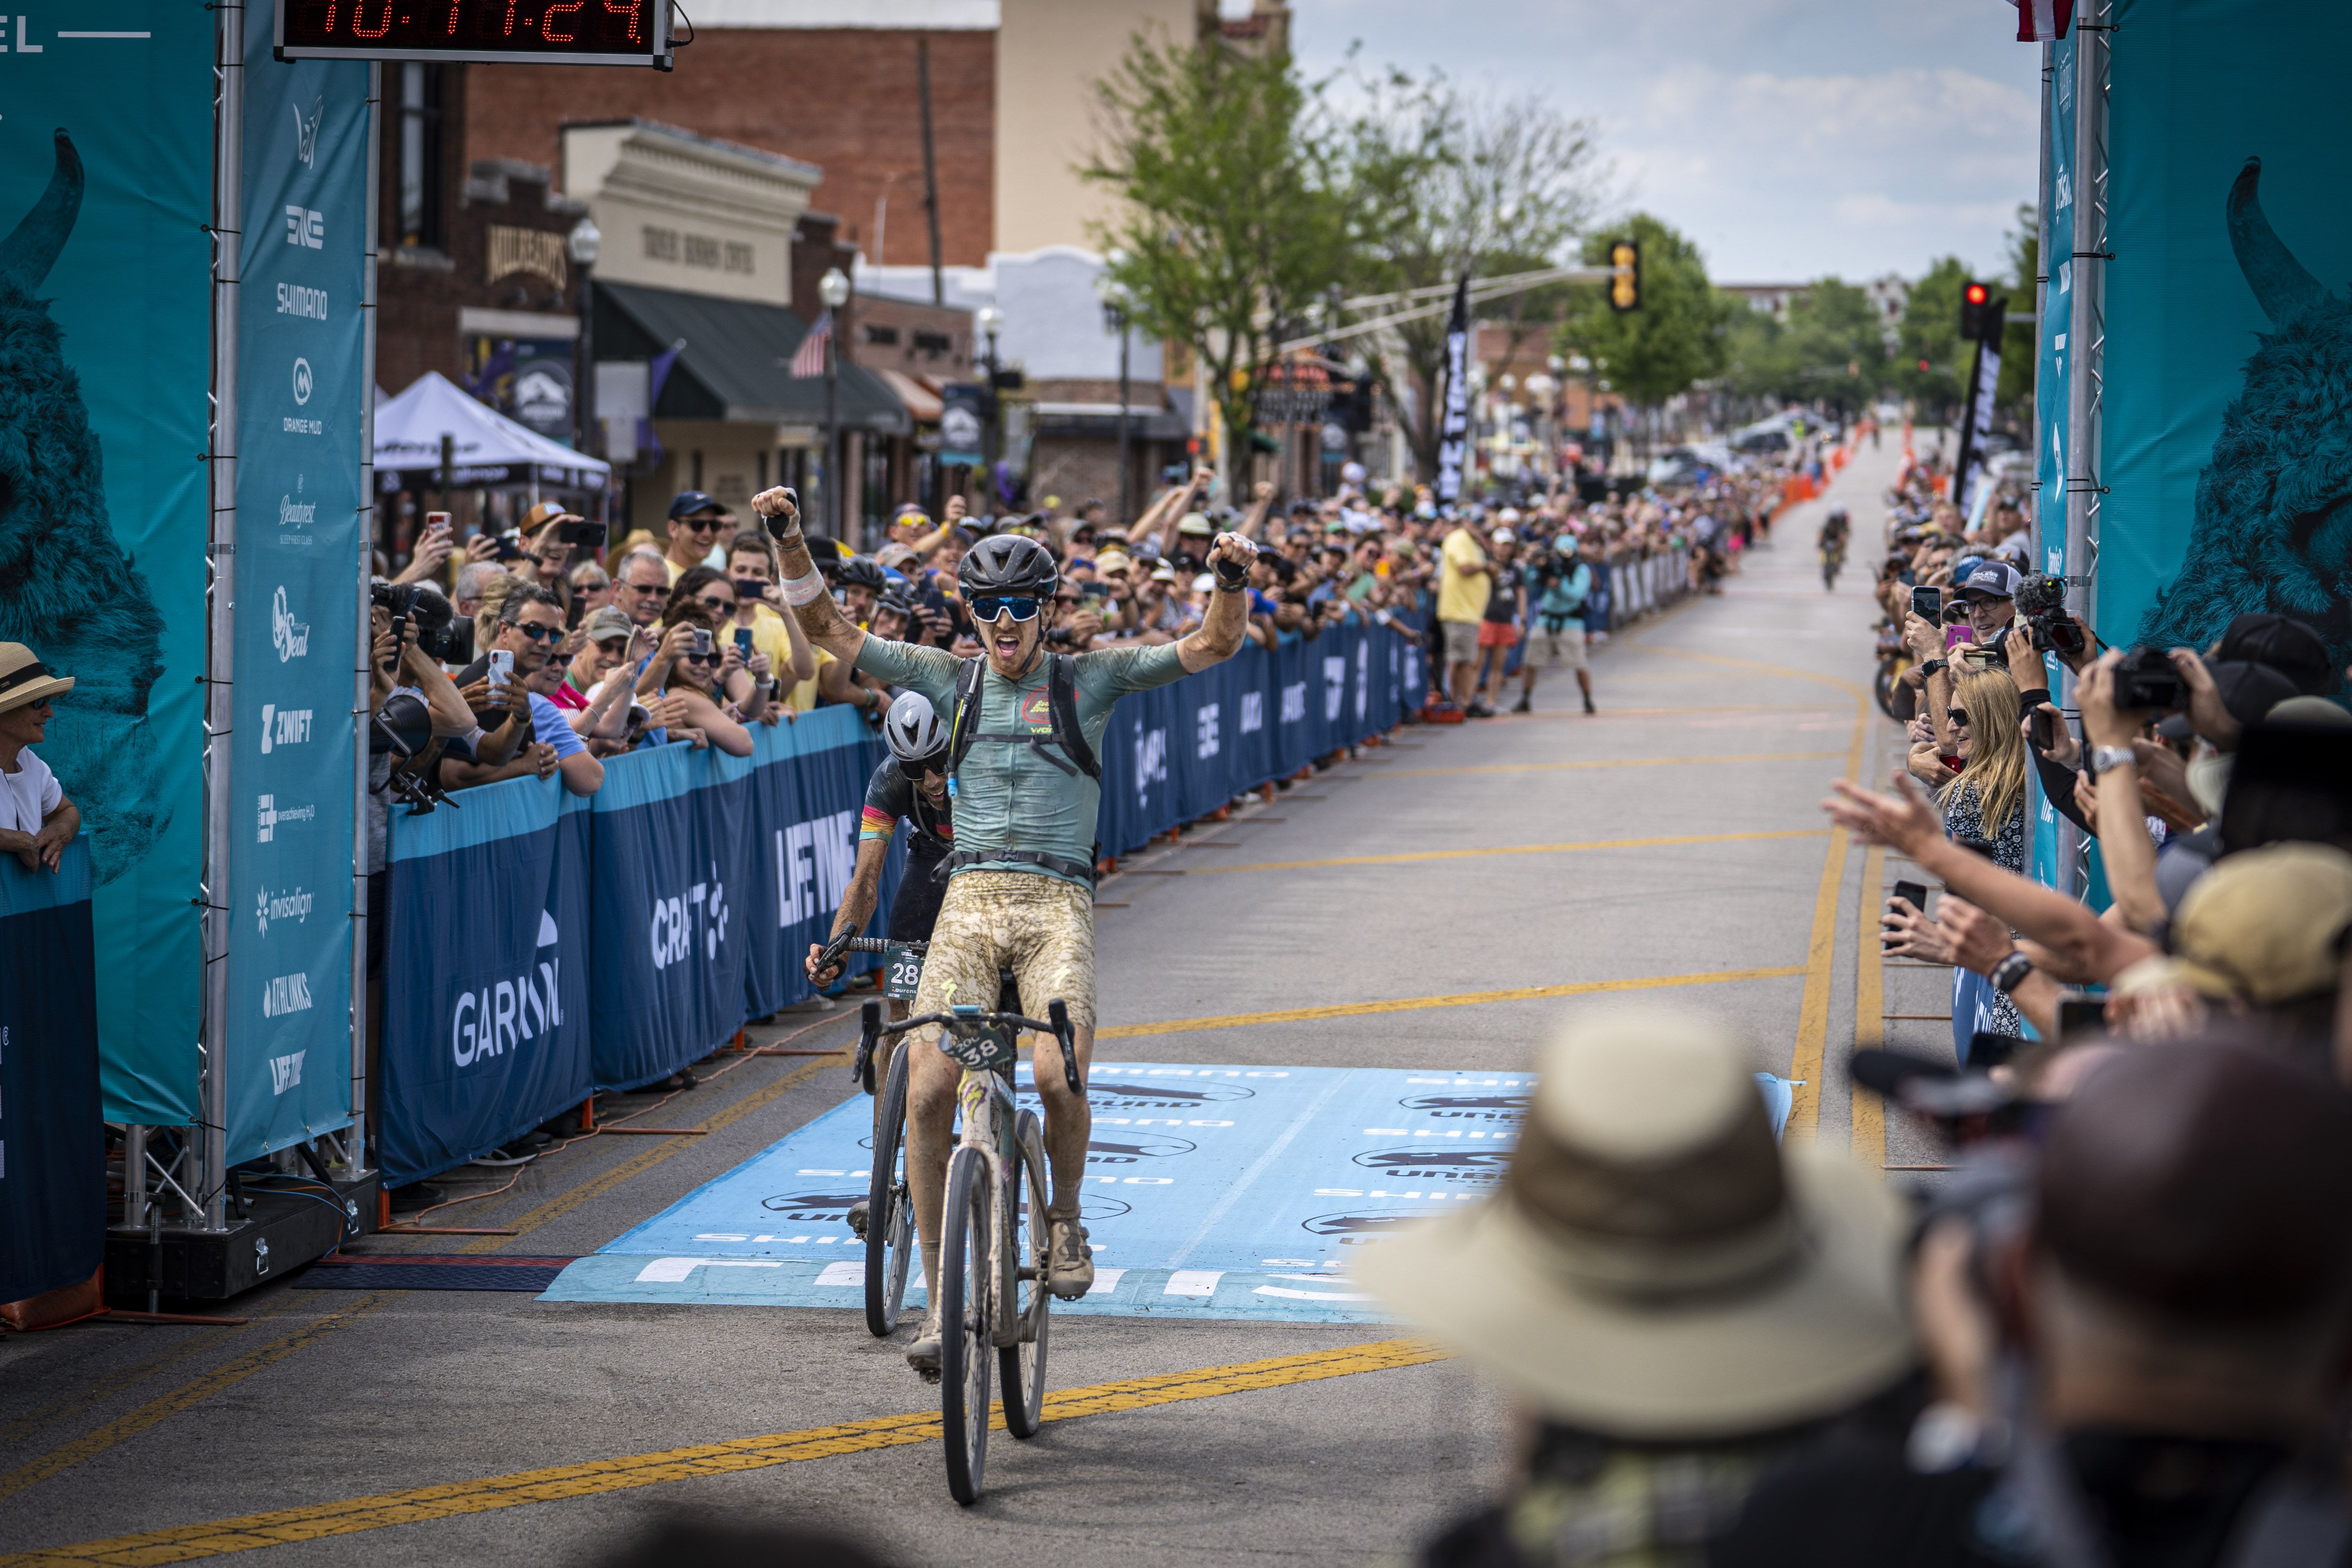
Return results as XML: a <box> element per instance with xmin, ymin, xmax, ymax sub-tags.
<box><xmin>1327</xmin><ymin>68</ymin><xmax>1606</xmax><ymax>479</ymax></box>
<box><xmin>1893</xmin><ymin>256</ymin><xmax>1970</xmax><ymax>417</ymax></box>
<box><xmin>1717</xmin><ymin>299</ymin><xmax>1798</xmax><ymax>405</ymax></box>
<box><xmin>1084</xmin><ymin>28</ymin><xmax>1347</xmax><ymax>476</ymax></box>
<box><xmin>1555</xmin><ymin>213</ymin><xmax>1727</xmax><ymax>447</ymax></box>
<box><xmin>1781</xmin><ymin>277</ymin><xmax>1890</xmax><ymax>415</ymax></box>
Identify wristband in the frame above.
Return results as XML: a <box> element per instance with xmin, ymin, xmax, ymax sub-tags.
<box><xmin>1990</xmin><ymin>950</ymin><xmax>2034</xmax><ymax>995</ymax></box>
<box><xmin>2088</xmin><ymin>744</ymin><xmax>2136</xmax><ymax>777</ymax></box>
<box><xmin>1213</xmin><ymin>558</ymin><xmax>1249</xmax><ymax>592</ymax></box>
<box><xmin>782</xmin><ymin>569</ymin><xmax>828</xmax><ymax>607</ymax></box>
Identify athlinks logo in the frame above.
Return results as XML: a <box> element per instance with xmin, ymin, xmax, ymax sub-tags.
<box><xmin>452</xmin><ymin>910</ymin><xmax>565</xmax><ymax>1069</ymax></box>
<box><xmin>262</xmin><ymin>972</ymin><xmax>314</xmax><ymax>1019</ymax></box>
<box><xmin>255</xmin><ymin>885</ymin><xmax>314</xmax><ymax>939</ymax></box>
<box><xmin>256</xmin><ymin>795</ymin><xmax>315</xmax><ymax>844</ymax></box>
<box><xmin>269</xmin><ymin>1050</ymin><xmax>308</xmax><ymax>1096</ymax></box>
<box><xmin>775</xmin><ymin>811</ymin><xmax>858</xmax><ymax>928</ymax></box>
<box><xmin>651</xmin><ymin>865</ymin><xmax>730</xmax><ymax>969</ymax></box>
<box><xmin>259</xmin><ymin>704</ymin><xmax>313</xmax><ymax>755</ymax></box>
<box><xmin>1194</xmin><ymin>701</ymin><xmax>1220</xmax><ymax>761</ymax></box>
<box><xmin>271</xmin><ymin>586</ymin><xmax>310</xmax><ymax>661</ymax></box>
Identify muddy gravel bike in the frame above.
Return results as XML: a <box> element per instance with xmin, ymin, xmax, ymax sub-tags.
<box><xmin>817</xmin><ymin>933</ymin><xmax>930</xmax><ymax>1337</ymax></box>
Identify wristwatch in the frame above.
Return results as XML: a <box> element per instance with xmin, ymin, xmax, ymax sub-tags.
<box><xmin>2089</xmin><ymin>744</ymin><xmax>2137</xmax><ymax>776</ymax></box>
<box><xmin>1919</xmin><ymin>658</ymin><xmax>1947</xmax><ymax>677</ymax></box>
<box><xmin>1990</xmin><ymin>950</ymin><xmax>2034</xmax><ymax>995</ymax></box>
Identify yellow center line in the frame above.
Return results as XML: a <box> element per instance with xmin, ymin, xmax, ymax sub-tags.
<box><xmin>1853</xmin><ymin>842</ymin><xmax>1888</xmax><ymax>1170</ymax></box>
<box><xmin>1187</xmin><ymin>828</ymin><xmax>1828</xmax><ymax>876</ymax></box>
<box><xmin>1359</xmin><ymin>750</ymin><xmax>1846</xmax><ymax>780</ymax></box>
<box><xmin>1098</xmin><ymin>964</ymin><xmax>1808</xmax><ymax>1040</ymax></box>
<box><xmin>1</xmin><ymin>1339</ymin><xmax>1450</xmax><ymax>1567</ymax></box>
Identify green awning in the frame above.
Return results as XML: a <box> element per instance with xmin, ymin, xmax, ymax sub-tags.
<box><xmin>594</xmin><ymin>280</ymin><xmax>910</xmax><ymax>436</ymax></box>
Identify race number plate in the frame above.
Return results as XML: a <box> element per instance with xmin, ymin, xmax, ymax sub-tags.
<box><xmin>937</xmin><ymin>1020</ymin><xmax>1017</xmax><ymax>1073</ymax></box>
<box><xmin>883</xmin><ymin>943</ymin><xmax>924</xmax><ymax>1000</ymax></box>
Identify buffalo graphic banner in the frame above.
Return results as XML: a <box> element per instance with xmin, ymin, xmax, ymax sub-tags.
<box><xmin>224</xmin><ymin>10</ymin><xmax>370</xmax><ymax>1162</ymax></box>
<box><xmin>0</xmin><ymin>841</ymin><xmax>102</xmax><ymax>1305</ymax></box>
<box><xmin>0</xmin><ymin>6</ymin><xmax>213</xmax><ymax>1124</ymax></box>
<box><xmin>2101</xmin><ymin>0</ymin><xmax>2352</xmax><ymax>670</ymax></box>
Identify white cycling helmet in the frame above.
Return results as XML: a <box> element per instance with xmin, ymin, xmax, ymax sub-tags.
<box><xmin>882</xmin><ymin>691</ymin><xmax>949</xmax><ymax>769</ymax></box>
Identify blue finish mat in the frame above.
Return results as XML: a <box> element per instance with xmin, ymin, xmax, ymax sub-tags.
<box><xmin>542</xmin><ymin>1063</ymin><xmax>1793</xmax><ymax>1322</ymax></box>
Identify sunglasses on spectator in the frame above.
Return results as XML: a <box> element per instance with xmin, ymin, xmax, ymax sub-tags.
<box><xmin>696</xmin><ymin>595</ymin><xmax>734</xmax><ymax>615</ymax></box>
<box><xmin>678</xmin><ymin>515</ymin><xmax>722</xmax><ymax>533</ymax></box>
<box><xmin>1946</xmin><ymin>708</ymin><xmax>1971</xmax><ymax>726</ymax></box>
<box><xmin>625</xmin><ymin>580</ymin><xmax>667</xmax><ymax>596</ymax></box>
<box><xmin>969</xmin><ymin>596</ymin><xmax>1041</xmax><ymax>622</ymax></box>
<box><xmin>680</xmin><ymin>651</ymin><xmax>715</xmax><ymax>666</ymax></box>
<box><xmin>511</xmin><ymin>622</ymin><xmax>563</xmax><ymax>643</ymax></box>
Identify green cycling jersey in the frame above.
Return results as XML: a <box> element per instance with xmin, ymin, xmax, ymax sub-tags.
<box><xmin>853</xmin><ymin>636</ymin><xmax>1189</xmax><ymax>888</ymax></box>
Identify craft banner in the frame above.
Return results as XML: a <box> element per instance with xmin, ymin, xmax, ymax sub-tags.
<box><xmin>223</xmin><ymin>9</ymin><xmax>371</xmax><ymax>1162</ymax></box>
<box><xmin>380</xmin><ymin>780</ymin><xmax>591</xmax><ymax>1188</ymax></box>
<box><xmin>2100</xmin><ymin>0</ymin><xmax>2352</xmax><ymax>672</ymax></box>
<box><xmin>0</xmin><ymin>7</ymin><xmax>214</xmax><ymax>1124</ymax></box>
<box><xmin>0</xmin><ymin>841</ymin><xmax>102</xmax><ymax>1305</ymax></box>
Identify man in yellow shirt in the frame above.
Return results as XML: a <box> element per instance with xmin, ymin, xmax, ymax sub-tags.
<box><xmin>1437</xmin><ymin>515</ymin><xmax>1492</xmax><ymax>710</ymax></box>
<box><xmin>724</xmin><ymin>530</ymin><xmax>824</xmax><ymax>712</ymax></box>
<box><xmin>662</xmin><ymin>489</ymin><xmax>728</xmax><ymax>583</ymax></box>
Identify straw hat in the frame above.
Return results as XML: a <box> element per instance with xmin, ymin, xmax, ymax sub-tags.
<box><xmin>0</xmin><ymin>643</ymin><xmax>73</xmax><ymax>714</ymax></box>
<box><xmin>2169</xmin><ymin>842</ymin><xmax>2352</xmax><ymax>1006</ymax></box>
<box><xmin>1355</xmin><ymin>1007</ymin><xmax>1913</xmax><ymax>1439</ymax></box>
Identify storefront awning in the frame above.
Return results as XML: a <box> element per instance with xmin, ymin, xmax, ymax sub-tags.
<box><xmin>874</xmin><ymin>367</ymin><xmax>943</xmax><ymax>423</ymax></box>
<box><xmin>595</xmin><ymin>280</ymin><xmax>911</xmax><ymax>436</ymax></box>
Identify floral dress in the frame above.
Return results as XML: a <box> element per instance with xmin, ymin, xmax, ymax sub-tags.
<box><xmin>1943</xmin><ymin>780</ymin><xmax>2027</xmax><ymax>1049</ymax></box>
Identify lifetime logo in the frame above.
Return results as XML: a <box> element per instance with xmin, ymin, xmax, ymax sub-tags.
<box><xmin>268</xmin><ymin>1050</ymin><xmax>307</xmax><ymax>1096</ymax></box>
<box><xmin>260</xmin><ymin>703</ymin><xmax>312</xmax><ymax>755</ymax></box>
<box><xmin>1194</xmin><ymin>701</ymin><xmax>1220</xmax><ymax>762</ymax></box>
<box><xmin>775</xmin><ymin>810</ymin><xmax>857</xmax><ymax>929</ymax></box>
<box><xmin>262</xmin><ymin>972</ymin><xmax>313</xmax><ymax>1019</ymax></box>
<box><xmin>1132</xmin><ymin>725</ymin><xmax>1167</xmax><ymax>812</ymax></box>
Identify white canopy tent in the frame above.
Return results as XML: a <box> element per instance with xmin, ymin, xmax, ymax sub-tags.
<box><xmin>374</xmin><ymin>370</ymin><xmax>610</xmax><ymax>500</ymax></box>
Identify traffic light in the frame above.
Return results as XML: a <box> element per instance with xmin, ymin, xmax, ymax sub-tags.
<box><xmin>1608</xmin><ymin>239</ymin><xmax>1640</xmax><ymax>313</ymax></box>
<box><xmin>1959</xmin><ymin>280</ymin><xmax>1998</xmax><ymax>342</ymax></box>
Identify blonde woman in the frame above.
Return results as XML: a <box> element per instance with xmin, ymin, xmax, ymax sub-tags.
<box><xmin>1940</xmin><ymin>666</ymin><xmax>2029</xmax><ymax>1050</ymax></box>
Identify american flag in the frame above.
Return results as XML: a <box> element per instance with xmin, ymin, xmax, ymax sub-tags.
<box><xmin>2014</xmin><ymin>0</ymin><xmax>2074</xmax><ymax>40</ymax></box>
<box><xmin>789</xmin><ymin>310</ymin><xmax>832</xmax><ymax>378</ymax></box>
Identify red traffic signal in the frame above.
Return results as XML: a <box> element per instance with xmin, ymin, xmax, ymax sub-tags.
<box><xmin>1963</xmin><ymin>282</ymin><xmax>1991</xmax><ymax>306</ymax></box>
<box><xmin>1917</xmin><ymin>358</ymin><xmax>1931</xmax><ymax>373</ymax></box>
<box><xmin>1958</xmin><ymin>281</ymin><xmax>2001</xmax><ymax>342</ymax></box>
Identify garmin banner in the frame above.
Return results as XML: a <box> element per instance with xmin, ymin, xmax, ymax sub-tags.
<box><xmin>0</xmin><ymin>842</ymin><xmax>103</xmax><ymax>1306</ymax></box>
<box><xmin>223</xmin><ymin>10</ymin><xmax>372</xmax><ymax>1162</ymax></box>
<box><xmin>0</xmin><ymin>7</ymin><xmax>214</xmax><ymax>1125</ymax></box>
<box><xmin>380</xmin><ymin>781</ymin><xmax>591</xmax><ymax>1190</ymax></box>
<box><xmin>2100</xmin><ymin>0</ymin><xmax>2352</xmax><ymax>673</ymax></box>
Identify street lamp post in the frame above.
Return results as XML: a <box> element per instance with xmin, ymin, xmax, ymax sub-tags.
<box><xmin>1097</xmin><ymin>257</ymin><xmax>1130</xmax><ymax>525</ymax></box>
<box><xmin>976</xmin><ymin>303</ymin><xmax>1003</xmax><ymax>513</ymax></box>
<box><xmin>819</xmin><ymin>266</ymin><xmax>850</xmax><ymax>543</ymax></box>
<box><xmin>567</xmin><ymin>215</ymin><xmax>603</xmax><ymax>520</ymax></box>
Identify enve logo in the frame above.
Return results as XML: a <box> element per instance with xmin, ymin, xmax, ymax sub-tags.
<box><xmin>283</xmin><ymin>205</ymin><xmax>324</xmax><ymax>249</ymax></box>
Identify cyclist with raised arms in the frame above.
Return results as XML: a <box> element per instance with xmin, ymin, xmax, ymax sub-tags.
<box><xmin>806</xmin><ymin>693</ymin><xmax>955</xmax><ymax>1239</ymax></box>
<box><xmin>751</xmin><ymin>485</ymin><xmax>1256</xmax><ymax>1373</ymax></box>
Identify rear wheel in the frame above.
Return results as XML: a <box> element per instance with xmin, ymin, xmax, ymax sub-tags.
<box><xmin>863</xmin><ymin>1044</ymin><xmax>914</xmax><ymax>1337</ymax></box>
<box><xmin>938</xmin><ymin>1146</ymin><xmax>993</xmax><ymax>1505</ymax></box>
<box><xmin>1000</xmin><ymin>1111</ymin><xmax>1052</xmax><ymax>1439</ymax></box>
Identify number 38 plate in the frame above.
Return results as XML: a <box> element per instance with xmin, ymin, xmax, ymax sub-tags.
<box><xmin>883</xmin><ymin>943</ymin><xmax>924</xmax><ymax>1000</ymax></box>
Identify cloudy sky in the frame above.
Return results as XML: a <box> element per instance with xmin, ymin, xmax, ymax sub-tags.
<box><xmin>1283</xmin><ymin>0</ymin><xmax>2042</xmax><ymax>285</ymax></box>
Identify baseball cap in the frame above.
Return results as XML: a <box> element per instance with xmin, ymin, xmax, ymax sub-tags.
<box><xmin>1191</xmin><ymin>573</ymin><xmax>1217</xmax><ymax>594</ymax></box>
<box><xmin>1151</xmin><ymin>562</ymin><xmax>1177</xmax><ymax>583</ymax></box>
<box><xmin>584</xmin><ymin>605</ymin><xmax>635</xmax><ymax>644</ymax></box>
<box><xmin>1491</xmin><ymin>526</ymin><xmax>1517</xmax><ymax>545</ymax></box>
<box><xmin>2169</xmin><ymin>842</ymin><xmax>2352</xmax><ymax>1005</ymax></box>
<box><xmin>2217</xmin><ymin>613</ymin><xmax>2333</xmax><ymax>694</ymax></box>
<box><xmin>2208</xmin><ymin>659</ymin><xmax>2303</xmax><ymax>730</ymax></box>
<box><xmin>667</xmin><ymin>489</ymin><xmax>721</xmax><ymax>519</ymax></box>
<box><xmin>1095</xmin><ymin>550</ymin><xmax>1134</xmax><ymax>576</ymax></box>
<box><xmin>1496</xmin><ymin>507</ymin><xmax>1522</xmax><ymax>525</ymax></box>
<box><xmin>1957</xmin><ymin>561</ymin><xmax>2021</xmax><ymax>600</ymax></box>
<box><xmin>520</xmin><ymin>501</ymin><xmax>578</xmax><ymax>534</ymax></box>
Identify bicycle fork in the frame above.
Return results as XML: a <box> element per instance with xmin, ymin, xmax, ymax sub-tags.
<box><xmin>958</xmin><ymin>1071</ymin><xmax>1031</xmax><ymax>1350</ymax></box>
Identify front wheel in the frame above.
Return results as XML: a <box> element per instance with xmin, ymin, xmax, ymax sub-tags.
<box><xmin>938</xmin><ymin>1145</ymin><xmax>993</xmax><ymax>1505</ymax></box>
<box><xmin>1000</xmin><ymin>1111</ymin><xmax>1051</xmax><ymax>1439</ymax></box>
<box><xmin>863</xmin><ymin>1043</ymin><xmax>914</xmax><ymax>1337</ymax></box>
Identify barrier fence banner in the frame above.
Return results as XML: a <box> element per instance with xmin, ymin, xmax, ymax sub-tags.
<box><xmin>381</xmin><ymin>780</ymin><xmax>592</xmax><ymax>1190</ymax></box>
<box><xmin>2101</xmin><ymin>0</ymin><xmax>2352</xmax><ymax>673</ymax></box>
<box><xmin>0</xmin><ymin>8</ymin><xmax>215</xmax><ymax>1126</ymax></box>
<box><xmin>0</xmin><ymin>840</ymin><xmax>102</xmax><ymax>1305</ymax></box>
<box><xmin>224</xmin><ymin>5</ymin><xmax>372</xmax><ymax>1163</ymax></box>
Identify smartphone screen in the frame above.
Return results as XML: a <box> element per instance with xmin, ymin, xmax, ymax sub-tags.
<box><xmin>733</xmin><ymin>627</ymin><xmax>754</xmax><ymax>654</ymax></box>
<box><xmin>1910</xmin><ymin>586</ymin><xmax>1941</xmax><ymax>621</ymax></box>
<box><xmin>487</xmin><ymin>648</ymin><xmax>513</xmax><ymax>695</ymax></box>
<box><xmin>2030</xmin><ymin>707</ymin><xmax>2056</xmax><ymax>752</ymax></box>
<box><xmin>1891</xmin><ymin>880</ymin><xmax>1929</xmax><ymax>914</ymax></box>
<box><xmin>2058</xmin><ymin>996</ymin><xmax>2106</xmax><ymax>1039</ymax></box>
<box><xmin>425</xmin><ymin>510</ymin><xmax>451</xmax><ymax>533</ymax></box>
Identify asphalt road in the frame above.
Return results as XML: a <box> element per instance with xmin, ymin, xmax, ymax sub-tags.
<box><xmin>0</xmin><ymin>432</ymin><xmax>1947</xmax><ymax>1568</ymax></box>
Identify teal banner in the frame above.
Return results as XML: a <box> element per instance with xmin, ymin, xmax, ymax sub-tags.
<box><xmin>2105</xmin><ymin>0</ymin><xmax>2352</xmax><ymax>671</ymax></box>
<box><xmin>0</xmin><ymin>6</ymin><xmax>213</xmax><ymax>1124</ymax></box>
<box><xmin>2030</xmin><ymin>32</ymin><xmax>2076</xmax><ymax>894</ymax></box>
<box><xmin>225</xmin><ymin>10</ymin><xmax>370</xmax><ymax>1161</ymax></box>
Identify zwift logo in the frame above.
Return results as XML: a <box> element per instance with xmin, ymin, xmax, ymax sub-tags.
<box><xmin>271</xmin><ymin>586</ymin><xmax>310</xmax><ymax>661</ymax></box>
<box><xmin>453</xmin><ymin>910</ymin><xmax>565</xmax><ymax>1068</ymax></box>
<box><xmin>259</xmin><ymin>704</ymin><xmax>313</xmax><ymax>755</ymax></box>
<box><xmin>652</xmin><ymin>865</ymin><xmax>730</xmax><ymax>969</ymax></box>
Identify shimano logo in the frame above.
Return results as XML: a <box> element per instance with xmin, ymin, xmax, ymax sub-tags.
<box><xmin>1279</xmin><ymin>682</ymin><xmax>1306</xmax><ymax>724</ymax></box>
<box><xmin>271</xmin><ymin>586</ymin><xmax>310</xmax><ymax>661</ymax></box>
<box><xmin>268</xmin><ymin>1050</ymin><xmax>307</xmax><ymax>1095</ymax></box>
<box><xmin>262</xmin><ymin>972</ymin><xmax>313</xmax><ymax>1018</ymax></box>
<box><xmin>651</xmin><ymin>868</ymin><xmax>730</xmax><ymax>969</ymax></box>
<box><xmin>1323</xmin><ymin>656</ymin><xmax>1347</xmax><ymax>721</ymax></box>
<box><xmin>255</xmin><ymin>795</ymin><xmax>315</xmax><ymax>843</ymax></box>
<box><xmin>259</xmin><ymin>703</ymin><xmax>313</xmax><ymax>755</ymax></box>
<box><xmin>254</xmin><ymin>884</ymin><xmax>314</xmax><ymax>937</ymax></box>
<box><xmin>774</xmin><ymin>810</ymin><xmax>857</xmax><ymax>927</ymax></box>
<box><xmin>451</xmin><ymin>910</ymin><xmax>565</xmax><ymax>1068</ymax></box>
<box><xmin>275</xmin><ymin>282</ymin><xmax>328</xmax><ymax>320</ymax></box>
<box><xmin>1195</xmin><ymin>701</ymin><xmax>1220</xmax><ymax>761</ymax></box>
<box><xmin>1239</xmin><ymin>690</ymin><xmax>1265</xmax><ymax>733</ymax></box>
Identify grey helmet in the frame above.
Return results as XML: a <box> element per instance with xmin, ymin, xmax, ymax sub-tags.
<box><xmin>882</xmin><ymin>690</ymin><xmax>949</xmax><ymax>770</ymax></box>
<box><xmin>957</xmin><ymin>533</ymin><xmax>1058</xmax><ymax>600</ymax></box>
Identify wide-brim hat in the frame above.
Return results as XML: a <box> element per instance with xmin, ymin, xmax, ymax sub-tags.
<box><xmin>0</xmin><ymin>643</ymin><xmax>73</xmax><ymax>713</ymax></box>
<box><xmin>1354</xmin><ymin>1007</ymin><xmax>1913</xmax><ymax>1440</ymax></box>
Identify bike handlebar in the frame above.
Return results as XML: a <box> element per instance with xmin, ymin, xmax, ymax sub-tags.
<box><xmin>854</xmin><ymin>997</ymin><xmax>1083</xmax><ymax>1096</ymax></box>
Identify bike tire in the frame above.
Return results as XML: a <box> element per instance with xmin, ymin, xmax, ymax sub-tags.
<box><xmin>1874</xmin><ymin>660</ymin><xmax>1903</xmax><ymax>723</ymax></box>
<box><xmin>938</xmin><ymin>1145</ymin><xmax>993</xmax><ymax>1506</ymax></box>
<box><xmin>1000</xmin><ymin>1111</ymin><xmax>1051</xmax><ymax>1440</ymax></box>
<box><xmin>863</xmin><ymin>1043</ymin><xmax>914</xmax><ymax>1338</ymax></box>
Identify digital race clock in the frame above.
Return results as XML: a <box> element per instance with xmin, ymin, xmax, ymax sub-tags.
<box><xmin>276</xmin><ymin>0</ymin><xmax>672</xmax><ymax>68</ymax></box>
